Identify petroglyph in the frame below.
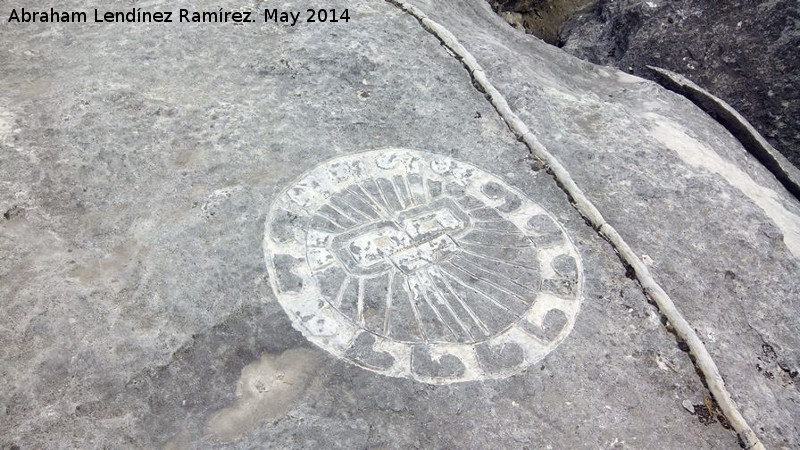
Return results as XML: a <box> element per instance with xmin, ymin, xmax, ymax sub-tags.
<box><xmin>264</xmin><ymin>149</ymin><xmax>583</xmax><ymax>383</ymax></box>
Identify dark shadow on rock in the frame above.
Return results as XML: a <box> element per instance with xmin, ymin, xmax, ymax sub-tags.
<box><xmin>554</xmin><ymin>0</ymin><xmax>800</xmax><ymax>169</ymax></box>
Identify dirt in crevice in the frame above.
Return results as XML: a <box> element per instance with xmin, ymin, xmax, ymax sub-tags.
<box><xmin>489</xmin><ymin>0</ymin><xmax>594</xmax><ymax>44</ymax></box>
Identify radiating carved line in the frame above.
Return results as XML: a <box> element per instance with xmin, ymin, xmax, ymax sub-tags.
<box><xmin>401</xmin><ymin>276</ymin><xmax>428</xmax><ymax>342</ymax></box>
<box><xmin>422</xmin><ymin>270</ymin><xmax>474</xmax><ymax>341</ymax></box>
<box><xmin>445</xmin><ymin>261</ymin><xmax>530</xmax><ymax>308</ymax></box>
<box><xmin>439</xmin><ymin>266</ymin><xmax>521</xmax><ymax>319</ymax></box>
<box><xmin>311</xmin><ymin>215</ymin><xmax>345</xmax><ymax>231</ymax></box>
<box><xmin>330</xmin><ymin>196</ymin><xmax>371</xmax><ymax>223</ymax></box>
<box><xmin>471</xmin><ymin>221</ymin><xmax>521</xmax><ymax>233</ymax></box>
<box><xmin>422</xmin><ymin>177</ymin><xmax>432</xmax><ymax>203</ymax></box>
<box><xmin>352</xmin><ymin>184</ymin><xmax>391</xmax><ymax>219</ymax></box>
<box><xmin>414</xmin><ymin>274</ymin><xmax>459</xmax><ymax>340</ymax></box>
<box><xmin>408</xmin><ymin>174</ymin><xmax>427</xmax><ymax>205</ymax></box>
<box><xmin>458</xmin><ymin>238</ymin><xmax>533</xmax><ymax>249</ymax></box>
<box><xmin>342</xmin><ymin>186</ymin><xmax>374</xmax><ymax>214</ymax></box>
<box><xmin>315</xmin><ymin>209</ymin><xmax>351</xmax><ymax>230</ymax></box>
<box><xmin>357</xmin><ymin>277</ymin><xmax>365</xmax><ymax>326</ymax></box>
<box><xmin>343</xmin><ymin>186</ymin><xmax>384</xmax><ymax>220</ymax></box>
<box><xmin>402</xmin><ymin>175</ymin><xmax>416</xmax><ymax>207</ymax></box>
<box><xmin>431</xmin><ymin>266</ymin><xmax>490</xmax><ymax>335</ymax></box>
<box><xmin>389</xmin><ymin>177</ymin><xmax>408</xmax><ymax>210</ymax></box>
<box><xmin>467</xmin><ymin>229</ymin><xmax>531</xmax><ymax>239</ymax></box>
<box><xmin>322</xmin><ymin>201</ymin><xmax>361</xmax><ymax>227</ymax></box>
<box><xmin>453</xmin><ymin>254</ymin><xmax>539</xmax><ymax>296</ymax></box>
<box><xmin>459</xmin><ymin>247</ymin><xmax>539</xmax><ymax>272</ymax></box>
<box><xmin>383</xmin><ymin>269</ymin><xmax>395</xmax><ymax>336</ymax></box>
<box><xmin>334</xmin><ymin>275</ymin><xmax>351</xmax><ymax>309</ymax></box>
<box><xmin>371</xmin><ymin>178</ymin><xmax>395</xmax><ymax>214</ymax></box>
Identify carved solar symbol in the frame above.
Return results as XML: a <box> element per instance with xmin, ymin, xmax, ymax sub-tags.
<box><xmin>264</xmin><ymin>149</ymin><xmax>583</xmax><ymax>384</ymax></box>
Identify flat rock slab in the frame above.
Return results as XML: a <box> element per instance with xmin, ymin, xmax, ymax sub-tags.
<box><xmin>0</xmin><ymin>0</ymin><xmax>797</xmax><ymax>448</ymax></box>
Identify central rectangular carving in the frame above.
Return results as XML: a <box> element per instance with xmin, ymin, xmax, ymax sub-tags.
<box><xmin>330</xmin><ymin>197</ymin><xmax>471</xmax><ymax>276</ymax></box>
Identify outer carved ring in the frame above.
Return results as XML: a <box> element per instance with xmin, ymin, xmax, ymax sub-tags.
<box><xmin>264</xmin><ymin>149</ymin><xmax>583</xmax><ymax>384</ymax></box>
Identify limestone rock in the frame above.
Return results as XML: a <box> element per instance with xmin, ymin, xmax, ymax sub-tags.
<box><xmin>1</xmin><ymin>0</ymin><xmax>797</xmax><ymax>448</ymax></box>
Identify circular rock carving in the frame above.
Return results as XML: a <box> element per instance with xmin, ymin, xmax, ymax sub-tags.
<box><xmin>264</xmin><ymin>149</ymin><xmax>583</xmax><ymax>383</ymax></box>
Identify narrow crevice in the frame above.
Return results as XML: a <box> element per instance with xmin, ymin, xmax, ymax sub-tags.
<box><xmin>648</xmin><ymin>65</ymin><xmax>800</xmax><ymax>201</ymax></box>
<box><xmin>611</xmin><ymin>250</ymin><xmax>742</xmax><ymax>443</ymax></box>
<box><xmin>748</xmin><ymin>323</ymin><xmax>799</xmax><ymax>386</ymax></box>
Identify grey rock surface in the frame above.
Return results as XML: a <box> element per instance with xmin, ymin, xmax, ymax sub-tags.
<box><xmin>0</xmin><ymin>0</ymin><xmax>798</xmax><ymax>448</ymax></box>
<box><xmin>557</xmin><ymin>0</ymin><xmax>800</xmax><ymax>169</ymax></box>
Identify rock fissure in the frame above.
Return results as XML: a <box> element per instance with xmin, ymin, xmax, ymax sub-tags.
<box><xmin>747</xmin><ymin>322</ymin><xmax>799</xmax><ymax>387</ymax></box>
<box><xmin>384</xmin><ymin>1</ymin><xmax>764</xmax><ymax>448</ymax></box>
<box><xmin>647</xmin><ymin>65</ymin><xmax>800</xmax><ymax>201</ymax></box>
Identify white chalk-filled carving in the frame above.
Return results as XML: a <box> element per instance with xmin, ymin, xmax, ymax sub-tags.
<box><xmin>264</xmin><ymin>149</ymin><xmax>583</xmax><ymax>383</ymax></box>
